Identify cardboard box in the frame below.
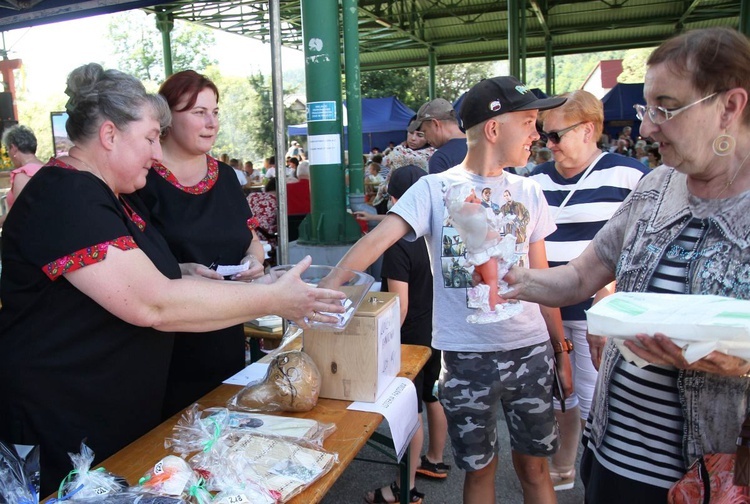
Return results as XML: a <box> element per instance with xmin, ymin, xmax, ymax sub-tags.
<box><xmin>303</xmin><ymin>291</ymin><xmax>401</xmax><ymax>402</ymax></box>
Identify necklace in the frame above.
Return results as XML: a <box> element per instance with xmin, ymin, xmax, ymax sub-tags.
<box><xmin>715</xmin><ymin>150</ymin><xmax>750</xmax><ymax>199</ymax></box>
<box><xmin>68</xmin><ymin>154</ymin><xmax>105</xmax><ymax>181</ymax></box>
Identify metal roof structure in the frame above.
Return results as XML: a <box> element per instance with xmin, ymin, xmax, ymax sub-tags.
<box><xmin>143</xmin><ymin>0</ymin><xmax>743</xmax><ymax>71</ymax></box>
<box><xmin>0</xmin><ymin>1</ymin><xmax>743</xmax><ymax>72</ymax></box>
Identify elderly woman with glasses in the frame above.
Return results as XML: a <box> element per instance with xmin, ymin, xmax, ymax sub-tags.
<box><xmin>529</xmin><ymin>90</ymin><xmax>649</xmax><ymax>491</ymax></box>
<box><xmin>504</xmin><ymin>27</ymin><xmax>750</xmax><ymax>503</ymax></box>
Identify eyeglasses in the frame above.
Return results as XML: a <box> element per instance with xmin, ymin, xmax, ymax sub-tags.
<box><xmin>633</xmin><ymin>92</ymin><xmax>718</xmax><ymax>125</ymax></box>
<box><xmin>540</xmin><ymin>122</ymin><xmax>583</xmax><ymax>144</ymax></box>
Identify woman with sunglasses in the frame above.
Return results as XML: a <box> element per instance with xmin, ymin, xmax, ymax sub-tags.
<box><xmin>530</xmin><ymin>90</ymin><xmax>649</xmax><ymax>491</ymax></box>
<box><xmin>506</xmin><ymin>27</ymin><xmax>750</xmax><ymax>503</ymax></box>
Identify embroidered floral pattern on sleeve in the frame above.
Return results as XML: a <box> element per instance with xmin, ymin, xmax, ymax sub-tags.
<box><xmin>152</xmin><ymin>155</ymin><xmax>219</xmax><ymax>194</ymax></box>
<box><xmin>44</xmin><ymin>236</ymin><xmax>139</xmax><ymax>281</ymax></box>
<box><xmin>119</xmin><ymin>198</ymin><xmax>147</xmax><ymax>232</ymax></box>
<box><xmin>46</xmin><ymin>157</ymin><xmax>78</xmax><ymax>170</ymax></box>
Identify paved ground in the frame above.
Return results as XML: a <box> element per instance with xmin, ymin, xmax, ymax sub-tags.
<box><xmin>320</xmin><ymin>414</ymin><xmax>585</xmax><ymax>504</ymax></box>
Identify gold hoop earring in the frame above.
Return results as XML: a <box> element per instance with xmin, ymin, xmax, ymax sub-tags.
<box><xmin>713</xmin><ymin>133</ymin><xmax>735</xmax><ymax>156</ymax></box>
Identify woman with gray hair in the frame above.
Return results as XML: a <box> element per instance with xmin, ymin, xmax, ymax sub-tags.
<box><xmin>0</xmin><ymin>124</ymin><xmax>44</xmax><ymax>224</ymax></box>
<box><xmin>0</xmin><ymin>63</ymin><xmax>345</xmax><ymax>495</ymax></box>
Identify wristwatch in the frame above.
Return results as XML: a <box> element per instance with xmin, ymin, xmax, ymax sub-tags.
<box><xmin>552</xmin><ymin>338</ymin><xmax>574</xmax><ymax>354</ymax></box>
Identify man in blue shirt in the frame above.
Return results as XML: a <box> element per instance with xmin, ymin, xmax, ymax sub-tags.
<box><xmin>409</xmin><ymin>98</ymin><xmax>468</xmax><ymax>174</ymax></box>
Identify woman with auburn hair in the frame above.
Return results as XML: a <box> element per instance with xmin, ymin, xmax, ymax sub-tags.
<box><xmin>127</xmin><ymin>70</ymin><xmax>267</xmax><ymax>418</ymax></box>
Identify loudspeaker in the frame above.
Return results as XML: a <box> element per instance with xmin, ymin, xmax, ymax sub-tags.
<box><xmin>0</xmin><ymin>119</ymin><xmax>17</xmax><ymax>139</ymax></box>
<box><xmin>0</xmin><ymin>92</ymin><xmax>15</xmax><ymax>122</ymax></box>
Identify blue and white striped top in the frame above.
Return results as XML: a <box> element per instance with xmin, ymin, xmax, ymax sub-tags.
<box><xmin>530</xmin><ymin>152</ymin><xmax>649</xmax><ymax>320</ymax></box>
<box><xmin>587</xmin><ymin>218</ymin><xmax>708</xmax><ymax>489</ymax></box>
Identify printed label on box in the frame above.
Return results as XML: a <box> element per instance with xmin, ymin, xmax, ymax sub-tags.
<box><xmin>378</xmin><ymin>298</ymin><xmax>401</xmax><ymax>385</ymax></box>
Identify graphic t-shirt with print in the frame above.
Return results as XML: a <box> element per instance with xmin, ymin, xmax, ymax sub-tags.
<box><xmin>390</xmin><ymin>166</ymin><xmax>556</xmax><ymax>352</ymax></box>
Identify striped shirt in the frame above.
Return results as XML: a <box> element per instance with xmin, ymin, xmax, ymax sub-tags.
<box><xmin>531</xmin><ymin>153</ymin><xmax>649</xmax><ymax>320</ymax></box>
<box><xmin>588</xmin><ymin>218</ymin><xmax>708</xmax><ymax>489</ymax></box>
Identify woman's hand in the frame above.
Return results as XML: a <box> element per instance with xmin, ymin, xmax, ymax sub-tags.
<box><xmin>624</xmin><ymin>333</ymin><xmax>750</xmax><ymax>376</ymax></box>
<box><xmin>180</xmin><ymin>262</ymin><xmax>224</xmax><ymax>280</ymax></box>
<box><xmin>269</xmin><ymin>256</ymin><xmax>347</xmax><ymax>328</ymax></box>
<box><xmin>587</xmin><ymin>333</ymin><xmax>607</xmax><ymax>371</ymax></box>
<box><xmin>231</xmin><ymin>254</ymin><xmax>265</xmax><ymax>282</ymax></box>
<box><xmin>353</xmin><ymin>211</ymin><xmax>385</xmax><ymax>222</ymax></box>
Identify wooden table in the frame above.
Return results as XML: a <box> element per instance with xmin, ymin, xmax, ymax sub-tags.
<box><xmin>244</xmin><ymin>324</ymin><xmax>284</xmax><ymax>342</ymax></box>
<box><xmin>243</xmin><ymin>183</ymin><xmax>265</xmax><ymax>195</ymax></box>
<box><xmin>97</xmin><ymin>344</ymin><xmax>431</xmax><ymax>504</ymax></box>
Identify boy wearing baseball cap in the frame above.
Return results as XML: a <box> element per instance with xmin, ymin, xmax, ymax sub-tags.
<box><xmin>338</xmin><ymin>76</ymin><xmax>571</xmax><ymax>503</ymax></box>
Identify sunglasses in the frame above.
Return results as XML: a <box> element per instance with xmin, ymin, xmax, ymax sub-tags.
<box><xmin>540</xmin><ymin>122</ymin><xmax>583</xmax><ymax>144</ymax></box>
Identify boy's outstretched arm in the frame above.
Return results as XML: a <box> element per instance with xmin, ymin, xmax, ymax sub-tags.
<box><xmin>337</xmin><ymin>214</ymin><xmax>413</xmax><ymax>272</ymax></box>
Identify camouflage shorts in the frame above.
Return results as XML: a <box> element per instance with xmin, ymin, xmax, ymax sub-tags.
<box><xmin>439</xmin><ymin>343</ymin><xmax>558</xmax><ymax>471</ymax></box>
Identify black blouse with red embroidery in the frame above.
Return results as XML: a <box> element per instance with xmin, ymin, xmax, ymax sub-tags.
<box><xmin>0</xmin><ymin>160</ymin><xmax>181</xmax><ymax>496</ymax></box>
<box><xmin>127</xmin><ymin>156</ymin><xmax>253</xmax><ymax>418</ymax></box>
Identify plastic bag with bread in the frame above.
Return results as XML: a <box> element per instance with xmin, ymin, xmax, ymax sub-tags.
<box><xmin>228</xmin><ymin>350</ymin><xmax>321</xmax><ymax>412</ymax></box>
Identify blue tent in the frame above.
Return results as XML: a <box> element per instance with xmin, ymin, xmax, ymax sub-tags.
<box><xmin>287</xmin><ymin>96</ymin><xmax>416</xmax><ymax>153</ymax></box>
<box><xmin>601</xmin><ymin>82</ymin><xmax>644</xmax><ymax>139</ymax></box>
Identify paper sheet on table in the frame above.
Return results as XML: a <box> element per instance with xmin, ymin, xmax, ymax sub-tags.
<box><xmin>217</xmin><ymin>262</ymin><xmax>250</xmax><ymax>277</ymax></box>
<box><xmin>224</xmin><ymin>362</ymin><xmax>269</xmax><ymax>386</ymax></box>
<box><xmin>586</xmin><ymin>292</ymin><xmax>750</xmax><ymax>363</ymax></box>
<box><xmin>347</xmin><ymin>377</ymin><xmax>419</xmax><ymax>462</ymax></box>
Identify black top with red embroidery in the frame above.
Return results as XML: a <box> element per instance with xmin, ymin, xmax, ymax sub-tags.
<box><xmin>0</xmin><ymin>159</ymin><xmax>181</xmax><ymax>496</ymax></box>
<box><xmin>128</xmin><ymin>156</ymin><xmax>253</xmax><ymax>418</ymax></box>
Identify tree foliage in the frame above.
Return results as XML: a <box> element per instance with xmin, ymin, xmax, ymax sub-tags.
<box><xmin>619</xmin><ymin>48</ymin><xmax>652</xmax><ymax>84</ymax></box>
<box><xmin>360</xmin><ymin>61</ymin><xmax>497</xmax><ymax>111</ymax></box>
<box><xmin>108</xmin><ymin>10</ymin><xmax>217</xmax><ymax>85</ymax></box>
<box><xmin>434</xmin><ymin>61</ymin><xmax>498</xmax><ymax>102</ymax></box>
<box><xmin>245</xmin><ymin>73</ymin><xmax>275</xmax><ymax>160</ymax></box>
<box><xmin>15</xmin><ymin>88</ymin><xmax>66</xmax><ymax>160</ymax></box>
<box><xmin>206</xmin><ymin>69</ymin><xmax>255</xmax><ymax>162</ymax></box>
<box><xmin>104</xmin><ymin>10</ymin><xmax>306</xmax><ymax>163</ymax></box>
<box><xmin>209</xmin><ymin>72</ymin><xmax>305</xmax><ymax>162</ymax></box>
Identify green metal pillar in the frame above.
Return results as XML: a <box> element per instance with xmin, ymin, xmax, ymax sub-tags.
<box><xmin>342</xmin><ymin>0</ymin><xmax>364</xmax><ymax>204</ymax></box>
<box><xmin>298</xmin><ymin>0</ymin><xmax>361</xmax><ymax>244</ymax></box>
<box><xmin>741</xmin><ymin>0</ymin><xmax>750</xmax><ymax>36</ymax></box>
<box><xmin>520</xmin><ymin>0</ymin><xmax>527</xmax><ymax>82</ymax></box>
<box><xmin>508</xmin><ymin>0</ymin><xmax>521</xmax><ymax>78</ymax></box>
<box><xmin>428</xmin><ymin>48</ymin><xmax>437</xmax><ymax>99</ymax></box>
<box><xmin>545</xmin><ymin>36</ymin><xmax>553</xmax><ymax>96</ymax></box>
<box><xmin>155</xmin><ymin>8</ymin><xmax>174</xmax><ymax>78</ymax></box>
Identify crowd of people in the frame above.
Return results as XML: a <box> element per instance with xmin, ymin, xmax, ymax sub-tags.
<box><xmin>214</xmin><ymin>150</ymin><xmax>308</xmax><ymax>189</ymax></box>
<box><xmin>0</xmin><ymin>25</ymin><xmax>748</xmax><ymax>504</ymax></box>
<box><xmin>346</xmin><ymin>26</ymin><xmax>750</xmax><ymax>504</ymax></box>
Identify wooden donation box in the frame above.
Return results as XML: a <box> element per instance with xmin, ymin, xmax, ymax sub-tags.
<box><xmin>304</xmin><ymin>291</ymin><xmax>401</xmax><ymax>402</ymax></box>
